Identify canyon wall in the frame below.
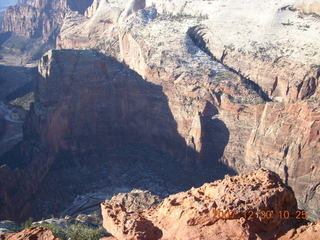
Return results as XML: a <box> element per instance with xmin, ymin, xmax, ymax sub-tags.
<box><xmin>1</xmin><ymin>49</ymin><xmax>219</xmax><ymax>221</ymax></box>
<box><xmin>115</xmin><ymin>8</ymin><xmax>320</xmax><ymax>220</ymax></box>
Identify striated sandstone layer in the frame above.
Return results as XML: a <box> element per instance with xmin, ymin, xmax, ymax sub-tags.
<box><xmin>1</xmin><ymin>0</ymin><xmax>93</xmax><ymax>38</ymax></box>
<box><xmin>101</xmin><ymin>169</ymin><xmax>303</xmax><ymax>240</ymax></box>
<box><xmin>0</xmin><ymin>227</ymin><xmax>60</xmax><ymax>240</ymax></box>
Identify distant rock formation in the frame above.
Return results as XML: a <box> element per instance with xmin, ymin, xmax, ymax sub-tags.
<box><xmin>101</xmin><ymin>169</ymin><xmax>305</xmax><ymax>240</ymax></box>
<box><xmin>0</xmin><ymin>0</ymin><xmax>93</xmax><ymax>63</ymax></box>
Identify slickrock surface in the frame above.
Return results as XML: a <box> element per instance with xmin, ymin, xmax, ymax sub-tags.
<box><xmin>0</xmin><ymin>227</ymin><xmax>60</xmax><ymax>240</ymax></box>
<box><xmin>101</xmin><ymin>169</ymin><xmax>302</xmax><ymax>240</ymax></box>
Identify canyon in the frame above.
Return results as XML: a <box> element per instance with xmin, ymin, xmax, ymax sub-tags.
<box><xmin>0</xmin><ymin>0</ymin><xmax>319</xmax><ymax>239</ymax></box>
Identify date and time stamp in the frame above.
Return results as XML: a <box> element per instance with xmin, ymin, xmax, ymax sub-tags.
<box><xmin>210</xmin><ymin>209</ymin><xmax>307</xmax><ymax>220</ymax></box>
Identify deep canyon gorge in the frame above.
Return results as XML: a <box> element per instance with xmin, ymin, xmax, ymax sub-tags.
<box><xmin>0</xmin><ymin>0</ymin><xmax>319</xmax><ymax>239</ymax></box>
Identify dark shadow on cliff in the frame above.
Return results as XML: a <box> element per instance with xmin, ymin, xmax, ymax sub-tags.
<box><xmin>0</xmin><ymin>49</ymin><xmax>235</xmax><ymax>221</ymax></box>
<box><xmin>0</xmin><ymin>32</ymin><xmax>12</xmax><ymax>47</ymax></box>
<box><xmin>0</xmin><ymin>64</ymin><xmax>36</xmax><ymax>101</ymax></box>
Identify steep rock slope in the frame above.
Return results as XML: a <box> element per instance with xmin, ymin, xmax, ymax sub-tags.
<box><xmin>279</xmin><ymin>221</ymin><xmax>320</xmax><ymax>239</ymax></box>
<box><xmin>245</xmin><ymin>102</ymin><xmax>320</xmax><ymax>220</ymax></box>
<box><xmin>0</xmin><ymin>49</ymin><xmax>184</xmax><ymax>220</ymax></box>
<box><xmin>0</xmin><ymin>37</ymin><xmax>262</xmax><ymax>220</ymax></box>
<box><xmin>0</xmin><ymin>48</ymin><xmax>248</xmax><ymax>221</ymax></box>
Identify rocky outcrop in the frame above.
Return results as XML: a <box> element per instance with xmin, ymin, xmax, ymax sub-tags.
<box><xmin>105</xmin><ymin>190</ymin><xmax>161</xmax><ymax>213</ymax></box>
<box><xmin>0</xmin><ymin>227</ymin><xmax>61</xmax><ymax>240</ymax></box>
<box><xmin>101</xmin><ymin>169</ymin><xmax>304</xmax><ymax>240</ymax></box>
<box><xmin>118</xmin><ymin>0</ymin><xmax>146</xmax><ymax>23</ymax></box>
<box><xmin>279</xmin><ymin>221</ymin><xmax>320</xmax><ymax>239</ymax></box>
<box><xmin>187</xmin><ymin>24</ymin><xmax>320</xmax><ymax>103</ymax></box>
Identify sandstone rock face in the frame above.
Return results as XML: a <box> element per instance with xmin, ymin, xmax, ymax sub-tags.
<box><xmin>101</xmin><ymin>169</ymin><xmax>303</xmax><ymax>240</ymax></box>
<box><xmin>0</xmin><ymin>227</ymin><xmax>61</xmax><ymax>240</ymax></box>
<box><xmin>116</xmin><ymin>8</ymin><xmax>263</xmax><ymax>168</ymax></box>
<box><xmin>245</xmin><ymin>102</ymin><xmax>320</xmax><ymax>220</ymax></box>
<box><xmin>118</xmin><ymin>0</ymin><xmax>146</xmax><ymax>23</ymax></box>
<box><xmin>1</xmin><ymin>0</ymin><xmax>93</xmax><ymax>38</ymax></box>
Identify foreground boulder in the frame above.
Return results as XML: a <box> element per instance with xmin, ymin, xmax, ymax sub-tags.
<box><xmin>279</xmin><ymin>221</ymin><xmax>320</xmax><ymax>239</ymax></box>
<box><xmin>0</xmin><ymin>227</ymin><xmax>60</xmax><ymax>240</ymax></box>
<box><xmin>101</xmin><ymin>169</ymin><xmax>306</xmax><ymax>240</ymax></box>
